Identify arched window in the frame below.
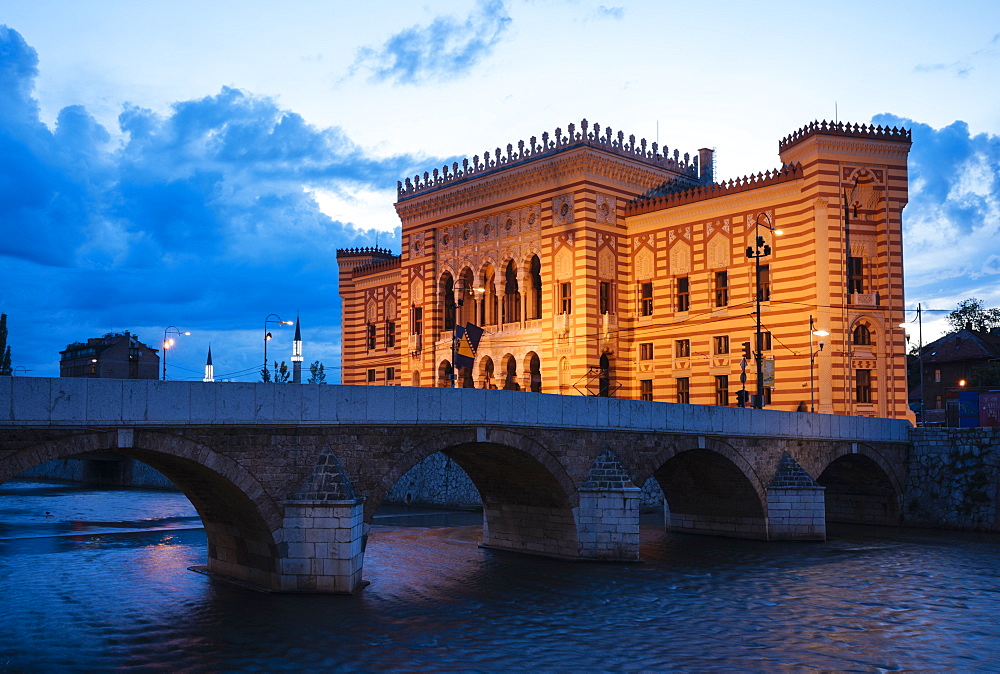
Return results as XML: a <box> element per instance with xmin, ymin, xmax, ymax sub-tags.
<box><xmin>456</xmin><ymin>268</ymin><xmax>475</xmax><ymax>326</ymax></box>
<box><xmin>480</xmin><ymin>265</ymin><xmax>498</xmax><ymax>327</ymax></box>
<box><xmin>441</xmin><ymin>273</ymin><xmax>455</xmax><ymax>331</ymax></box>
<box><xmin>853</xmin><ymin>323</ymin><xmax>872</xmax><ymax>346</ymax></box>
<box><xmin>528</xmin><ymin>255</ymin><xmax>542</xmax><ymax>320</ymax></box>
<box><xmin>526</xmin><ymin>352</ymin><xmax>541</xmax><ymax>392</ymax></box>
<box><xmin>502</xmin><ymin>260</ymin><xmax>520</xmax><ymax>324</ymax></box>
<box><xmin>480</xmin><ymin>356</ymin><xmax>496</xmax><ymax>389</ymax></box>
<box><xmin>438</xmin><ymin>360</ymin><xmax>453</xmax><ymax>387</ymax></box>
<box><xmin>502</xmin><ymin>354</ymin><xmax>519</xmax><ymax>390</ymax></box>
<box><xmin>599</xmin><ymin>353</ymin><xmax>612</xmax><ymax>397</ymax></box>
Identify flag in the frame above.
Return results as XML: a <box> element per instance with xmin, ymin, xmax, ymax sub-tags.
<box><xmin>464</xmin><ymin>322</ymin><xmax>484</xmax><ymax>354</ymax></box>
<box><xmin>453</xmin><ymin>325</ymin><xmax>475</xmax><ymax>369</ymax></box>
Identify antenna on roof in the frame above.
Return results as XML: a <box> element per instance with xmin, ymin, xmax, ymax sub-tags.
<box><xmin>835</xmin><ymin>102</ymin><xmax>838</xmax><ymax>124</ymax></box>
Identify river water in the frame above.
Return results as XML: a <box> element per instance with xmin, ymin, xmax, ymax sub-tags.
<box><xmin>2</xmin><ymin>478</ymin><xmax>1000</xmax><ymax>671</ymax></box>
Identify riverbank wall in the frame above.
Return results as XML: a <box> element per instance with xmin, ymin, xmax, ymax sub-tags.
<box><xmin>903</xmin><ymin>428</ymin><xmax>1000</xmax><ymax>530</ymax></box>
<box><xmin>19</xmin><ymin>451</ymin><xmax>175</xmax><ymax>489</ymax></box>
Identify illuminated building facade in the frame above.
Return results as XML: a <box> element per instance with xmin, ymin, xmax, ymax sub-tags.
<box><xmin>338</xmin><ymin>120</ymin><xmax>912</xmax><ymax>418</ymax></box>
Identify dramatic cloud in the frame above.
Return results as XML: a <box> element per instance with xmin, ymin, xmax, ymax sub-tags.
<box><xmin>351</xmin><ymin>0</ymin><xmax>512</xmax><ymax>85</ymax></box>
<box><xmin>874</xmin><ymin>113</ymin><xmax>1000</xmax><ymax>316</ymax></box>
<box><xmin>0</xmin><ymin>26</ymin><xmax>427</xmax><ymax>378</ymax></box>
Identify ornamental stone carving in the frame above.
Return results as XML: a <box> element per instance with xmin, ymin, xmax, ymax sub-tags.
<box><xmin>366</xmin><ymin>299</ymin><xmax>377</xmax><ymax>324</ymax></box>
<box><xmin>385</xmin><ymin>295</ymin><xmax>397</xmax><ymax>321</ymax></box>
<box><xmin>707</xmin><ymin>234</ymin><xmax>730</xmax><ymax>269</ymax></box>
<box><xmin>669</xmin><ymin>240</ymin><xmax>691</xmax><ymax>275</ymax></box>
<box><xmin>409</xmin><ymin>277</ymin><xmax>424</xmax><ymax>305</ymax></box>
<box><xmin>598</xmin><ymin>246</ymin><xmax>616</xmax><ymax>279</ymax></box>
<box><xmin>596</xmin><ymin>194</ymin><xmax>616</xmax><ymax>224</ymax></box>
<box><xmin>553</xmin><ymin>194</ymin><xmax>574</xmax><ymax>225</ymax></box>
<box><xmin>554</xmin><ymin>248</ymin><xmax>573</xmax><ymax>281</ymax></box>
<box><xmin>634</xmin><ymin>247</ymin><xmax>654</xmax><ymax>280</ymax></box>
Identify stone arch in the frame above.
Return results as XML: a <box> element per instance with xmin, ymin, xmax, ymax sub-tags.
<box><xmin>368</xmin><ymin>427</ymin><xmax>580</xmax><ymax>558</ymax></box>
<box><xmin>501</xmin><ymin>353</ymin><xmax>519</xmax><ymax>390</ymax></box>
<box><xmin>524</xmin><ymin>351</ymin><xmax>541</xmax><ymax>392</ymax></box>
<box><xmin>815</xmin><ymin>443</ymin><xmax>902</xmax><ymax>525</ymax></box>
<box><xmin>850</xmin><ymin>316</ymin><xmax>880</xmax><ymax>348</ymax></box>
<box><xmin>526</xmin><ymin>254</ymin><xmax>543</xmax><ymax>320</ymax></box>
<box><xmin>501</xmin><ymin>258</ymin><xmax>521</xmax><ymax>324</ymax></box>
<box><xmin>440</xmin><ymin>270</ymin><xmax>456</xmax><ymax>330</ymax></box>
<box><xmin>479</xmin><ymin>259</ymin><xmax>499</xmax><ymax>326</ymax></box>
<box><xmin>437</xmin><ymin>359</ymin><xmax>453</xmax><ymax>387</ymax></box>
<box><xmin>455</xmin><ymin>266</ymin><xmax>476</xmax><ymax>326</ymax></box>
<box><xmin>642</xmin><ymin>436</ymin><xmax>769</xmax><ymax>538</ymax></box>
<box><xmin>479</xmin><ymin>356</ymin><xmax>496</xmax><ymax>389</ymax></box>
<box><xmin>0</xmin><ymin>430</ymin><xmax>284</xmax><ymax>588</ymax></box>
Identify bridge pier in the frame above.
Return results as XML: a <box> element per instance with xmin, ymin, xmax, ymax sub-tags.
<box><xmin>576</xmin><ymin>486</ymin><xmax>641</xmax><ymax>561</ymax></box>
<box><xmin>764</xmin><ymin>454</ymin><xmax>826</xmax><ymax>541</ymax></box>
<box><xmin>279</xmin><ymin>498</ymin><xmax>367</xmax><ymax>593</ymax></box>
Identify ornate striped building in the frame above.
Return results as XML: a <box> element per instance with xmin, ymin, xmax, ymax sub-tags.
<box><xmin>337</xmin><ymin>120</ymin><xmax>912</xmax><ymax>418</ymax></box>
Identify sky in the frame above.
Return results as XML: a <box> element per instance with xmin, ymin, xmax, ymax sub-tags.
<box><xmin>2</xmin><ymin>0</ymin><xmax>1000</xmax><ymax>380</ymax></box>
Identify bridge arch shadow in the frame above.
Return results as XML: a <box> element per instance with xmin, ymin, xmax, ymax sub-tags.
<box><xmin>0</xmin><ymin>430</ymin><xmax>284</xmax><ymax>589</ymax></box>
<box><xmin>646</xmin><ymin>440</ymin><xmax>768</xmax><ymax>539</ymax></box>
<box><xmin>371</xmin><ymin>429</ymin><xmax>580</xmax><ymax>559</ymax></box>
<box><xmin>818</xmin><ymin>446</ymin><xmax>901</xmax><ymax>526</ymax></box>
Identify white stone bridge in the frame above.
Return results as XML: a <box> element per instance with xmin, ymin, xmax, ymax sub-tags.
<box><xmin>0</xmin><ymin>378</ymin><xmax>911</xmax><ymax>593</ymax></box>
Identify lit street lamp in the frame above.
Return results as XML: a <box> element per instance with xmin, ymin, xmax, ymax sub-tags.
<box><xmin>809</xmin><ymin>315</ymin><xmax>830</xmax><ymax>412</ymax></box>
<box><xmin>162</xmin><ymin>326</ymin><xmax>191</xmax><ymax>380</ymax></box>
<box><xmin>745</xmin><ymin>212</ymin><xmax>782</xmax><ymax>409</ymax></box>
<box><xmin>263</xmin><ymin>314</ymin><xmax>294</xmax><ymax>382</ymax></box>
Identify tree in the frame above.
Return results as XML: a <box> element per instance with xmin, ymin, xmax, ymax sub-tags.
<box><xmin>947</xmin><ymin>298</ymin><xmax>1000</xmax><ymax>333</ymax></box>
<box><xmin>0</xmin><ymin>314</ymin><xmax>12</xmax><ymax>376</ymax></box>
<box><xmin>308</xmin><ymin>360</ymin><xmax>326</xmax><ymax>384</ymax></box>
<box><xmin>261</xmin><ymin>361</ymin><xmax>290</xmax><ymax>383</ymax></box>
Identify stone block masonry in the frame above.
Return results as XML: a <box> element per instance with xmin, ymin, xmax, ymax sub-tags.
<box><xmin>905</xmin><ymin>428</ymin><xmax>1000</xmax><ymax>530</ymax></box>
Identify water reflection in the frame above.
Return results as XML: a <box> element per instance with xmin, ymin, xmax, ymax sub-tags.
<box><xmin>2</xmin><ymin>478</ymin><xmax>1000</xmax><ymax>670</ymax></box>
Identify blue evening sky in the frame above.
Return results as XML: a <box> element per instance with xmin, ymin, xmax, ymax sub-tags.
<box><xmin>1</xmin><ymin>0</ymin><xmax>999</xmax><ymax>380</ymax></box>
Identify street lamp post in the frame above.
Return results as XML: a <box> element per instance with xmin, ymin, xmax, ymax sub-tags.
<box><xmin>745</xmin><ymin>213</ymin><xmax>782</xmax><ymax>409</ymax></box>
<box><xmin>263</xmin><ymin>314</ymin><xmax>294</xmax><ymax>382</ymax></box>
<box><xmin>162</xmin><ymin>326</ymin><xmax>191</xmax><ymax>380</ymax></box>
<box><xmin>899</xmin><ymin>303</ymin><xmax>924</xmax><ymax>424</ymax></box>
<box><xmin>809</xmin><ymin>315</ymin><xmax>830</xmax><ymax>412</ymax></box>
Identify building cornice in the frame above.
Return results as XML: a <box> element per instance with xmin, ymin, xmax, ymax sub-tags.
<box><xmin>397</xmin><ymin>119</ymin><xmax>699</xmax><ymax>201</ymax></box>
<box><xmin>395</xmin><ymin>148</ymin><xmax>692</xmax><ymax>225</ymax></box>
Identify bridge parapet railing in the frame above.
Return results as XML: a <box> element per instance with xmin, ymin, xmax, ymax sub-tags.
<box><xmin>0</xmin><ymin>377</ymin><xmax>911</xmax><ymax>444</ymax></box>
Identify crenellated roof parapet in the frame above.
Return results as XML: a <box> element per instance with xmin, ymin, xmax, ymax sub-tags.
<box><xmin>397</xmin><ymin>119</ymin><xmax>700</xmax><ymax>200</ymax></box>
<box><xmin>335</xmin><ymin>246</ymin><xmax>395</xmax><ymax>259</ymax></box>
<box><xmin>779</xmin><ymin>121</ymin><xmax>912</xmax><ymax>154</ymax></box>
<box><xmin>626</xmin><ymin>163</ymin><xmax>803</xmax><ymax>216</ymax></box>
<box><xmin>351</xmin><ymin>255</ymin><xmax>401</xmax><ymax>277</ymax></box>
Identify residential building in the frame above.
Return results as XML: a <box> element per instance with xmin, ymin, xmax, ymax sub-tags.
<box><xmin>59</xmin><ymin>332</ymin><xmax>159</xmax><ymax>379</ymax></box>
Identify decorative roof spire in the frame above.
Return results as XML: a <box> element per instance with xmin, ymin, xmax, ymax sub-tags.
<box><xmin>292</xmin><ymin>315</ymin><xmax>303</xmax><ymax>363</ymax></box>
<box><xmin>203</xmin><ymin>345</ymin><xmax>215</xmax><ymax>383</ymax></box>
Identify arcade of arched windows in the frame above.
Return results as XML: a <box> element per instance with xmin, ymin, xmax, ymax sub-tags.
<box><xmin>436</xmin><ymin>350</ymin><xmax>542</xmax><ymax>391</ymax></box>
<box><xmin>437</xmin><ymin>254</ymin><xmax>544</xmax><ymax>333</ymax></box>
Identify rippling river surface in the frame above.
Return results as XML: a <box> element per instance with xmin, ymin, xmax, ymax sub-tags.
<box><xmin>3</xmin><ymin>478</ymin><xmax>1000</xmax><ymax>671</ymax></box>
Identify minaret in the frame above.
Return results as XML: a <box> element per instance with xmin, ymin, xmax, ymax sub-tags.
<box><xmin>291</xmin><ymin>316</ymin><xmax>303</xmax><ymax>383</ymax></box>
<box><xmin>203</xmin><ymin>346</ymin><xmax>214</xmax><ymax>383</ymax></box>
